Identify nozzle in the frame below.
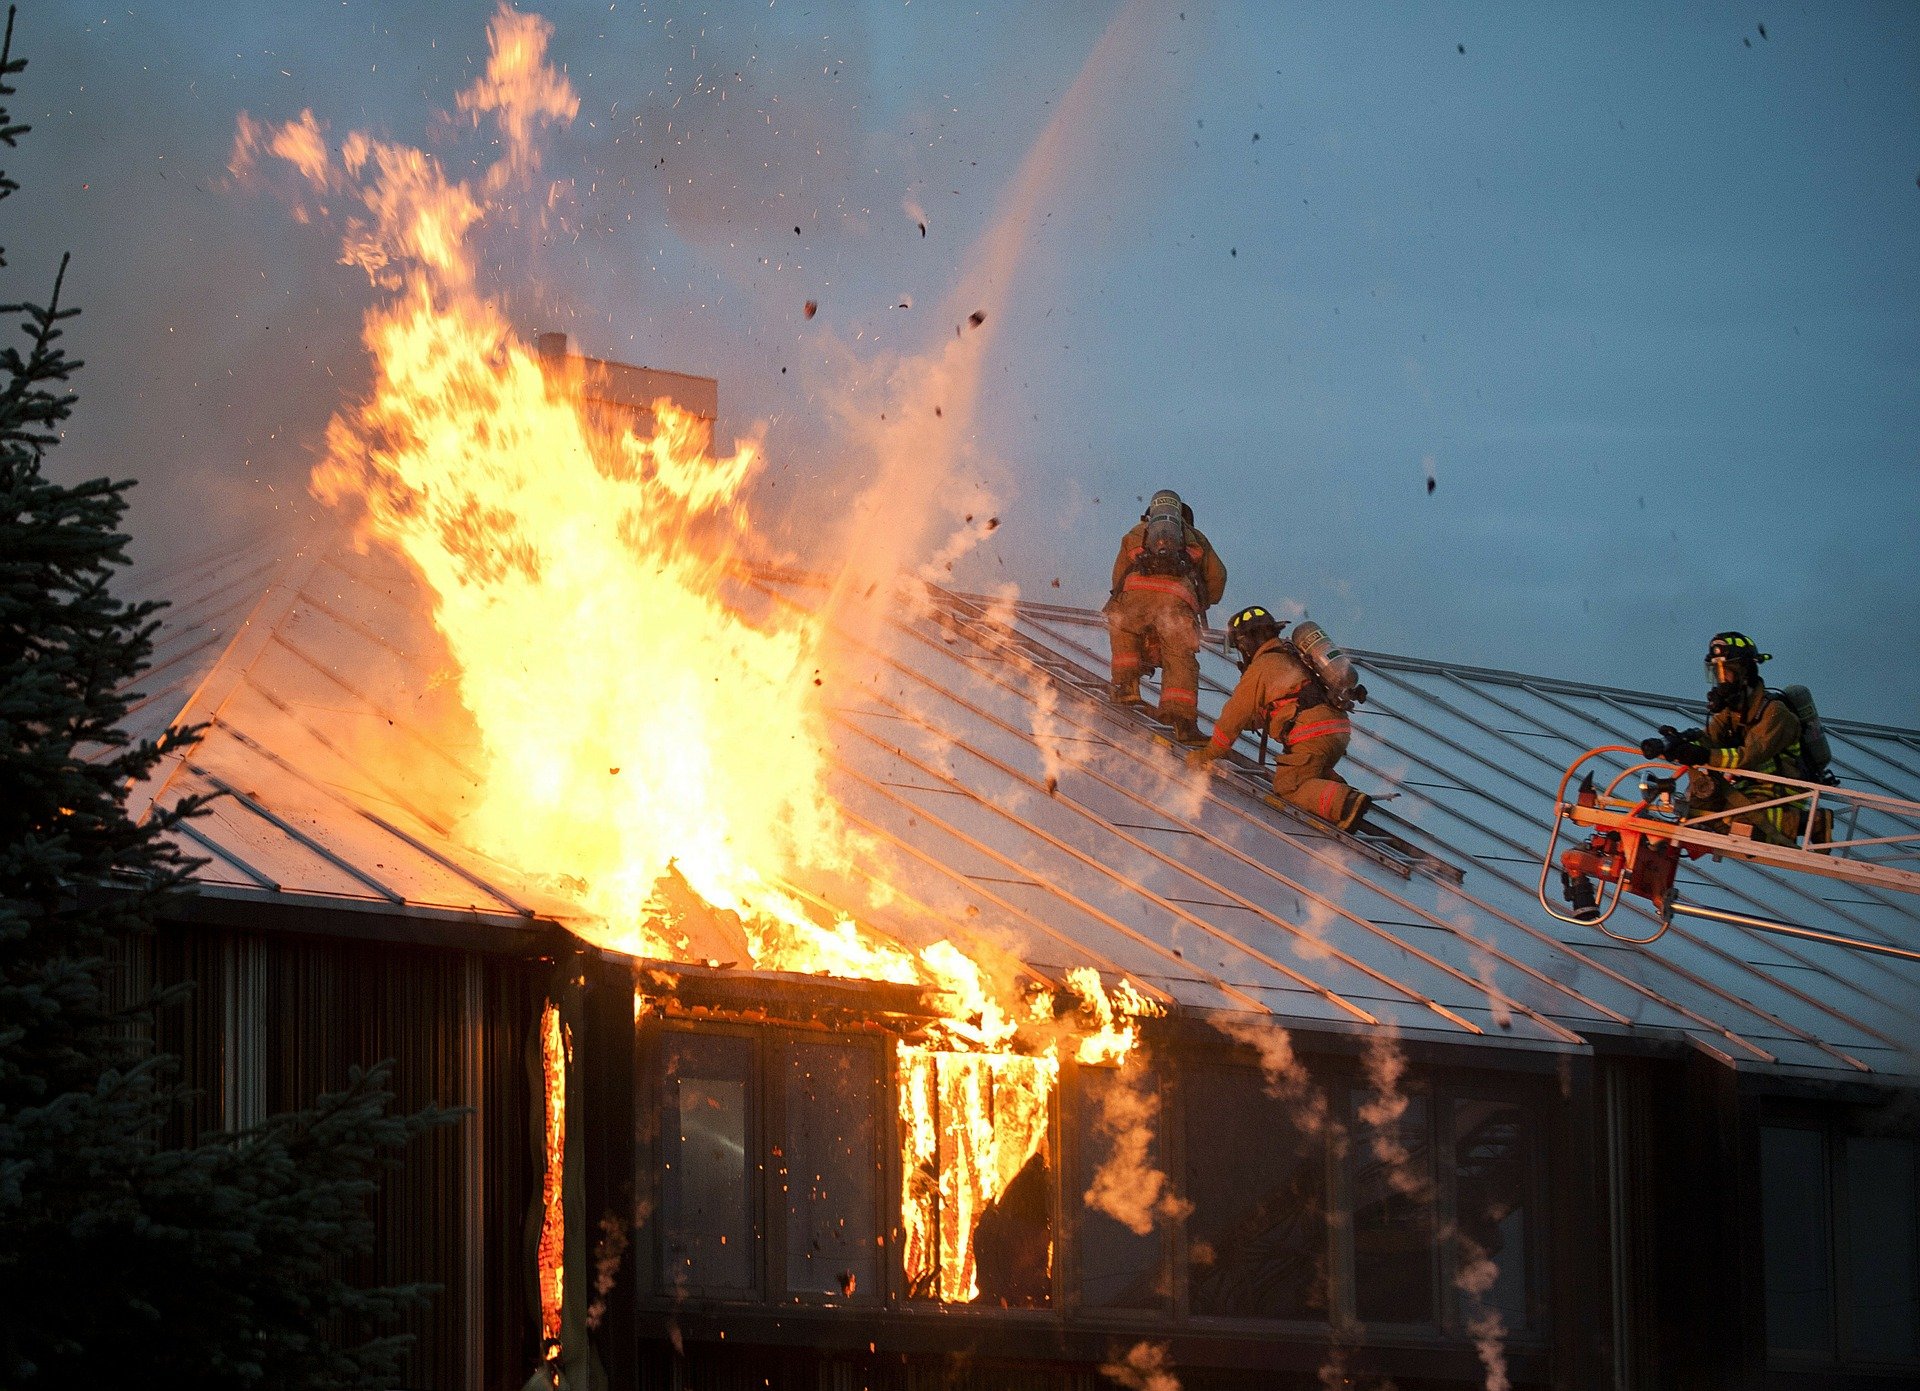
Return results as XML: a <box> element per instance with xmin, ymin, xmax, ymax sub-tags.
<box><xmin>1560</xmin><ymin>871</ymin><xmax>1602</xmax><ymax>923</ymax></box>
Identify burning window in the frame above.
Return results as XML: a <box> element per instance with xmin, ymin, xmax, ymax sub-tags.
<box><xmin>1184</xmin><ymin>1062</ymin><xmax>1328</xmax><ymax>1320</ymax></box>
<box><xmin>782</xmin><ymin>1040</ymin><xmax>881</xmax><ymax>1303</ymax></box>
<box><xmin>899</xmin><ymin>1046</ymin><xmax>1057</xmax><ymax>1306</ymax></box>
<box><xmin>661</xmin><ymin>1032</ymin><xmax>756</xmax><ymax>1292</ymax></box>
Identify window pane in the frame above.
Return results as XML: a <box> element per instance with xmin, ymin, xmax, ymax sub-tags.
<box><xmin>1184</xmin><ymin>1063</ymin><xmax>1327</xmax><ymax>1319</ymax></box>
<box><xmin>1761</xmin><ymin>1125</ymin><xmax>1833</xmax><ymax>1354</ymax></box>
<box><xmin>1844</xmin><ymin>1136</ymin><xmax>1918</xmax><ymax>1360</ymax></box>
<box><xmin>1076</xmin><ymin>1066</ymin><xmax>1170</xmax><ymax>1309</ymax></box>
<box><xmin>1353</xmin><ymin>1092</ymin><xmax>1436</xmax><ymax>1325</ymax></box>
<box><xmin>662</xmin><ymin>1032</ymin><xmax>754</xmax><ymax>1291</ymax></box>
<box><xmin>1453</xmin><ymin>1100</ymin><xmax>1532</xmax><ymax>1333</ymax></box>
<box><xmin>784</xmin><ymin>1041</ymin><xmax>880</xmax><ymax>1302</ymax></box>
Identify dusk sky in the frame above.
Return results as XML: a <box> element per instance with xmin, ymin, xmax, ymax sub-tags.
<box><xmin>9</xmin><ymin>1</ymin><xmax>1918</xmax><ymax>724</ymax></box>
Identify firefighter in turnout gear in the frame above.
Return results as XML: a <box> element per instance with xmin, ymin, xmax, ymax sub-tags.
<box><xmin>1187</xmin><ymin>605</ymin><xmax>1372</xmax><ymax>831</ymax></box>
<box><xmin>1105</xmin><ymin>489</ymin><xmax>1228</xmax><ymax>743</ymax></box>
<box><xmin>1643</xmin><ymin>632</ymin><xmax>1806</xmax><ymax>846</ymax></box>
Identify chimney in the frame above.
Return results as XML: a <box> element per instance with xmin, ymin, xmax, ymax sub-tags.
<box><xmin>536</xmin><ymin>331</ymin><xmax>570</xmax><ymax>361</ymax></box>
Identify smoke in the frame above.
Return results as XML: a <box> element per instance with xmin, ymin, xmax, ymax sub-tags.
<box><xmin>1212</xmin><ymin>1013</ymin><xmax>1327</xmax><ymax>1137</ymax></box>
<box><xmin>584</xmin><ymin>1209</ymin><xmax>632</xmax><ymax>1331</ymax></box>
<box><xmin>819</xmin><ymin>0</ymin><xmax>1201</xmax><ymax>634</ymax></box>
<box><xmin>1358</xmin><ymin>1030</ymin><xmax>1429</xmax><ymax>1201</ymax></box>
<box><xmin>1357</xmin><ymin>1029</ymin><xmax>1511</xmax><ymax>1391</ymax></box>
<box><xmin>1452</xmin><ymin>1230</ymin><xmax>1512</xmax><ymax>1391</ymax></box>
<box><xmin>1099</xmin><ymin>1340</ymin><xmax>1181</xmax><ymax>1391</ymax></box>
<box><xmin>1081</xmin><ymin>1056</ymin><xmax>1190</xmax><ymax>1237</ymax></box>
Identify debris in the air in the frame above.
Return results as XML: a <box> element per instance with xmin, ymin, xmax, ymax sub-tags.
<box><xmin>985</xmin><ymin>517</ymin><xmax>1000</xmax><ymax>532</ymax></box>
<box><xmin>918</xmin><ymin>220</ymin><xmax>927</xmax><ymax>237</ymax></box>
<box><xmin>1427</xmin><ymin>477</ymin><xmax>1436</xmax><ymax>495</ymax></box>
<box><xmin>794</xmin><ymin>226</ymin><xmax>802</xmax><ymax>234</ymax></box>
<box><xmin>803</xmin><ymin>300</ymin><xmax>817</xmax><ymax>319</ymax></box>
<box><xmin>934</xmin><ymin>406</ymin><xmax>943</xmax><ymax>417</ymax></box>
<box><xmin>1252</xmin><ymin>132</ymin><xmax>1260</xmax><ymax>141</ymax></box>
<box><xmin>1758</xmin><ymin>22</ymin><xmax>1768</xmax><ymax>39</ymax></box>
<box><xmin>968</xmin><ymin>310</ymin><xmax>986</xmax><ymax>328</ymax></box>
<box><xmin>1050</xmin><ymin>578</ymin><xmax>1060</xmax><ymax>588</ymax></box>
<box><xmin>1231</xmin><ymin>247</ymin><xmax>1237</xmax><ymax>257</ymax></box>
<box><xmin>1457</xmin><ymin>42</ymin><xmax>1466</xmax><ymax>54</ymax></box>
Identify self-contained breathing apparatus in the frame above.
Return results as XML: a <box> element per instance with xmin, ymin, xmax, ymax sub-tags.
<box><xmin>1224</xmin><ymin>606</ymin><xmax>1368</xmax><ymax>767</ymax></box>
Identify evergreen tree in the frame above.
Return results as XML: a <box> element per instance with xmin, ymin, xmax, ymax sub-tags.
<box><xmin>0</xmin><ymin>11</ymin><xmax>454</xmax><ymax>1385</ymax></box>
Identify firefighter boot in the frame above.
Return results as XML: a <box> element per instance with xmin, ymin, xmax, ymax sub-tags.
<box><xmin>1337</xmin><ymin>792</ymin><xmax>1374</xmax><ymax>833</ymax></box>
<box><xmin>1165</xmin><ymin>714</ymin><xmax>1208</xmax><ymax>746</ymax></box>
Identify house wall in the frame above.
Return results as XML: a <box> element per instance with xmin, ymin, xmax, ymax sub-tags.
<box><xmin>615</xmin><ymin>1000</ymin><xmax>1584</xmax><ymax>1390</ymax></box>
<box><xmin>144</xmin><ymin>908</ymin><xmax>557</xmax><ymax>1391</ymax></box>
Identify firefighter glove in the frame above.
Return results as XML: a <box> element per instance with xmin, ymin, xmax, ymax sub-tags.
<box><xmin>1642</xmin><ymin>725</ymin><xmax>1706</xmax><ymax>764</ymax></box>
<box><xmin>1186</xmin><ymin>745</ymin><xmax>1224</xmax><ymax>770</ymax></box>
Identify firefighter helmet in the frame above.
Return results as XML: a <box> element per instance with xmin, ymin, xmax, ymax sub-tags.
<box><xmin>1705</xmin><ymin>631</ymin><xmax>1769</xmax><ymax>690</ymax></box>
<box><xmin>1142</xmin><ymin>488</ymin><xmax>1183</xmax><ymax>523</ymax></box>
<box><xmin>1227</xmin><ymin>604</ymin><xmax>1283</xmax><ymax>669</ymax></box>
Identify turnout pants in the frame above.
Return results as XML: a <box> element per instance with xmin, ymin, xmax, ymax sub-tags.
<box><xmin>1687</xmin><ymin>769</ymin><xmax>1803</xmax><ymax>847</ymax></box>
<box><xmin>1107</xmin><ymin>589</ymin><xmax>1202</xmax><ymax>721</ymax></box>
<box><xmin>1270</xmin><ymin>703</ymin><xmax>1369</xmax><ymax>830</ymax></box>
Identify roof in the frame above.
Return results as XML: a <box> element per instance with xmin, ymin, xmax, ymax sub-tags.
<box><xmin>121</xmin><ymin>539</ymin><xmax>1920</xmax><ymax>1081</ymax></box>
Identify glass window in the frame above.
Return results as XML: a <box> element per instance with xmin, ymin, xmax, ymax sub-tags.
<box><xmin>1761</xmin><ymin>1124</ymin><xmax>1834</xmax><ymax>1355</ymax></box>
<box><xmin>1184</xmin><ymin>1063</ymin><xmax>1327</xmax><ymax>1320</ymax></box>
<box><xmin>1843</xmin><ymin>1136</ymin><xmax>1918</xmax><ymax>1360</ymax></box>
<box><xmin>662</xmin><ymin>1032</ymin><xmax>755</xmax><ymax>1292</ymax></box>
<box><xmin>1352</xmin><ymin>1091</ymin><xmax>1436</xmax><ymax>1326</ymax></box>
<box><xmin>1453</xmin><ymin>1099</ymin><xmax>1533</xmax><ymax>1333</ymax></box>
<box><xmin>783</xmin><ymin>1041</ymin><xmax>880</xmax><ymax>1303</ymax></box>
<box><xmin>1076</xmin><ymin>1065</ymin><xmax>1171</xmax><ymax>1310</ymax></box>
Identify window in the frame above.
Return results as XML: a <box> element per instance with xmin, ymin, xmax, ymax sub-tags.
<box><xmin>1075</xmin><ymin>1065</ymin><xmax>1171</xmax><ymax>1310</ymax></box>
<box><xmin>1453</xmin><ymin>1099</ymin><xmax>1533</xmax><ymax>1333</ymax></box>
<box><xmin>1762</xmin><ymin>1119</ymin><xmax>1920</xmax><ymax>1366</ymax></box>
<box><xmin>899</xmin><ymin>1048</ymin><xmax>1055</xmax><ymax>1307</ymax></box>
<box><xmin>661</xmin><ymin>1031</ymin><xmax>756</xmax><ymax>1292</ymax></box>
<box><xmin>1184</xmin><ymin>1062</ymin><xmax>1328</xmax><ymax>1320</ymax></box>
<box><xmin>782</xmin><ymin>1040</ymin><xmax>881</xmax><ymax>1303</ymax></box>
<box><xmin>1351</xmin><ymin>1092</ymin><xmax>1436</xmax><ymax>1326</ymax></box>
<box><xmin>1843</xmin><ymin>1136</ymin><xmax>1918</xmax><ymax>1359</ymax></box>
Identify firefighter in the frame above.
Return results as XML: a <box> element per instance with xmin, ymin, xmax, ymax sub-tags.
<box><xmin>1643</xmin><ymin>631</ymin><xmax>1805</xmax><ymax>846</ymax></box>
<box><xmin>1186</xmin><ymin>605</ymin><xmax>1371</xmax><ymax>831</ymax></box>
<box><xmin>1105</xmin><ymin>489</ymin><xmax>1227</xmax><ymax>743</ymax></box>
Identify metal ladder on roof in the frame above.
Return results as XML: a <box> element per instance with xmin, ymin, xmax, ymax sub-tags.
<box><xmin>931</xmin><ymin>592</ymin><xmax>1463</xmax><ymax>885</ymax></box>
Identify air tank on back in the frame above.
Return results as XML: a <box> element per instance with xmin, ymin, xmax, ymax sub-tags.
<box><xmin>1290</xmin><ymin>620</ymin><xmax>1361</xmax><ymax>707</ymax></box>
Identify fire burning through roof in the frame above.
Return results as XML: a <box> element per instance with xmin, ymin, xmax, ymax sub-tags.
<box><xmin>232</xmin><ymin>0</ymin><xmax>1173</xmax><ymax>1337</ymax></box>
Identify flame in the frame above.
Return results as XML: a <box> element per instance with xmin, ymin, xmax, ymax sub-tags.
<box><xmin>538</xmin><ymin>1001</ymin><xmax>568</xmax><ymax>1346</ymax></box>
<box><xmin>237</xmin><ymin>3</ymin><xmax>1171</xmax><ymax>1311</ymax></box>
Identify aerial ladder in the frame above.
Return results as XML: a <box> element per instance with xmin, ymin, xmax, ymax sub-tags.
<box><xmin>1537</xmin><ymin>747</ymin><xmax>1920</xmax><ymax>962</ymax></box>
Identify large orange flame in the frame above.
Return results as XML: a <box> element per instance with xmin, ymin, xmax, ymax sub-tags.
<box><xmin>236</xmin><ymin>3</ymin><xmax>1174</xmax><ymax>1311</ymax></box>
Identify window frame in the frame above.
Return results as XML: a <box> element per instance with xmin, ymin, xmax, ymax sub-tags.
<box><xmin>1761</xmin><ymin>1106</ymin><xmax>1920</xmax><ymax>1372</ymax></box>
<box><xmin>768</xmin><ymin>1028</ymin><xmax>891</xmax><ymax>1309</ymax></box>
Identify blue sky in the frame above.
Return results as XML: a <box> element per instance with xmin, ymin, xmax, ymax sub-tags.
<box><xmin>9</xmin><ymin>1</ymin><xmax>1918</xmax><ymax>723</ymax></box>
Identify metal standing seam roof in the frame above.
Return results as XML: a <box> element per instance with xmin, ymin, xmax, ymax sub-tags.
<box><xmin>120</xmin><ymin>540</ymin><xmax>1920</xmax><ymax>1080</ymax></box>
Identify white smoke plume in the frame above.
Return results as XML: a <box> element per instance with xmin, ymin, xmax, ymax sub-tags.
<box><xmin>821</xmin><ymin>0</ymin><xmax>1198</xmax><ymax>638</ymax></box>
<box><xmin>1100</xmin><ymin>1340</ymin><xmax>1181</xmax><ymax>1391</ymax></box>
<box><xmin>1082</xmin><ymin>1057</ymin><xmax>1191</xmax><ymax>1236</ymax></box>
<box><xmin>1359</xmin><ymin>1029</ymin><xmax>1512</xmax><ymax>1391</ymax></box>
<box><xmin>1357</xmin><ymin>1029</ymin><xmax>1429</xmax><ymax>1201</ymax></box>
<box><xmin>1451</xmin><ymin>1228</ymin><xmax>1513</xmax><ymax>1391</ymax></box>
<box><xmin>1212</xmin><ymin>1013</ymin><xmax>1328</xmax><ymax>1137</ymax></box>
